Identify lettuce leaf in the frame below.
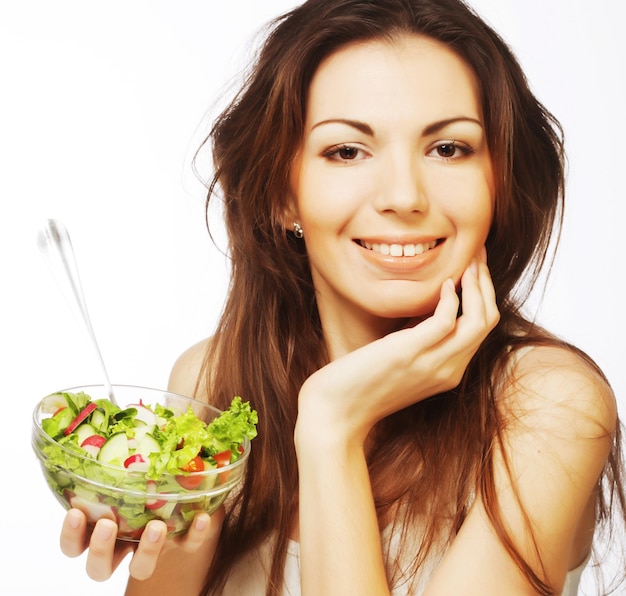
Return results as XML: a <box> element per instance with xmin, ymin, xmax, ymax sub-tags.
<box><xmin>148</xmin><ymin>396</ymin><xmax>257</xmax><ymax>478</ymax></box>
<box><xmin>38</xmin><ymin>393</ymin><xmax>257</xmax><ymax>484</ymax></box>
<box><xmin>205</xmin><ymin>396</ymin><xmax>258</xmax><ymax>453</ymax></box>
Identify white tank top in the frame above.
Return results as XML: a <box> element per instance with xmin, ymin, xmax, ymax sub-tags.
<box><xmin>222</xmin><ymin>533</ymin><xmax>588</xmax><ymax>595</ymax></box>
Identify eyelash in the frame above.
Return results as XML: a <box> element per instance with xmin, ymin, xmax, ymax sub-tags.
<box><xmin>428</xmin><ymin>140</ymin><xmax>475</xmax><ymax>161</ymax></box>
<box><xmin>322</xmin><ymin>140</ymin><xmax>475</xmax><ymax>163</ymax></box>
<box><xmin>322</xmin><ymin>144</ymin><xmax>365</xmax><ymax>162</ymax></box>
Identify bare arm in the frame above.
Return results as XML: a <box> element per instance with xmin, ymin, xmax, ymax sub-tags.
<box><xmin>295</xmin><ymin>258</ymin><xmax>615</xmax><ymax>594</ymax></box>
<box><xmin>295</xmin><ymin>259</ymin><xmax>500</xmax><ymax>595</ymax></box>
<box><xmin>123</xmin><ymin>507</ymin><xmax>223</xmax><ymax>596</ymax></box>
<box><xmin>424</xmin><ymin>346</ymin><xmax>616</xmax><ymax>594</ymax></box>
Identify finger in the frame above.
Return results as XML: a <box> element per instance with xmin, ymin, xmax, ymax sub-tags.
<box><xmin>476</xmin><ymin>259</ymin><xmax>500</xmax><ymax>326</ymax></box>
<box><xmin>85</xmin><ymin>519</ymin><xmax>119</xmax><ymax>581</ymax></box>
<box><xmin>127</xmin><ymin>520</ymin><xmax>167</xmax><ymax>581</ymax></box>
<box><xmin>178</xmin><ymin>508</ymin><xmax>225</xmax><ymax>553</ymax></box>
<box><xmin>457</xmin><ymin>259</ymin><xmax>499</xmax><ymax>348</ymax></box>
<box><xmin>459</xmin><ymin>259</ymin><xmax>487</xmax><ymax>323</ymax></box>
<box><xmin>60</xmin><ymin>509</ymin><xmax>88</xmax><ymax>558</ymax></box>
<box><xmin>412</xmin><ymin>278</ymin><xmax>460</xmax><ymax>343</ymax></box>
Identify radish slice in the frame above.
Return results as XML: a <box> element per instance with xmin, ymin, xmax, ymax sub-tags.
<box><xmin>124</xmin><ymin>453</ymin><xmax>149</xmax><ymax>472</ymax></box>
<box><xmin>64</xmin><ymin>402</ymin><xmax>97</xmax><ymax>436</ymax></box>
<box><xmin>128</xmin><ymin>404</ymin><xmax>157</xmax><ymax>426</ymax></box>
<box><xmin>80</xmin><ymin>434</ymin><xmax>106</xmax><ymax>458</ymax></box>
<box><xmin>145</xmin><ymin>480</ymin><xmax>168</xmax><ymax>510</ymax></box>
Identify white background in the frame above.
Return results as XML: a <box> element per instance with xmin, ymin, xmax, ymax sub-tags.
<box><xmin>1</xmin><ymin>1</ymin><xmax>623</xmax><ymax>594</ymax></box>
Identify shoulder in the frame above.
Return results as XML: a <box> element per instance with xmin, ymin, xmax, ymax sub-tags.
<box><xmin>167</xmin><ymin>337</ymin><xmax>212</xmax><ymax>400</ymax></box>
<box><xmin>488</xmin><ymin>344</ymin><xmax>617</xmax><ymax>585</ymax></box>
<box><xmin>500</xmin><ymin>343</ymin><xmax>617</xmax><ymax>439</ymax></box>
<box><xmin>423</xmin><ymin>343</ymin><xmax>619</xmax><ymax>592</ymax></box>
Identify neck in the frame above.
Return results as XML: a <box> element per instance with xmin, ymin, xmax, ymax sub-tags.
<box><xmin>319</xmin><ymin>304</ymin><xmax>411</xmax><ymax>360</ymax></box>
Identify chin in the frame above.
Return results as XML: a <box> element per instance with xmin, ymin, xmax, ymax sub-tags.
<box><xmin>371</xmin><ymin>299</ymin><xmax>439</xmax><ymax>322</ymax></box>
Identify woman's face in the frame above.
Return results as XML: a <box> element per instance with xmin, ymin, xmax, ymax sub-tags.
<box><xmin>290</xmin><ymin>35</ymin><xmax>495</xmax><ymax>344</ymax></box>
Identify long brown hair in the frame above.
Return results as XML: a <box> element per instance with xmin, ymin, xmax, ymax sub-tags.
<box><xmin>196</xmin><ymin>1</ymin><xmax>625</xmax><ymax>593</ymax></box>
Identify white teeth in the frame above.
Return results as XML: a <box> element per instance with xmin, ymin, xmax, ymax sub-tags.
<box><xmin>361</xmin><ymin>240</ymin><xmax>437</xmax><ymax>256</ymax></box>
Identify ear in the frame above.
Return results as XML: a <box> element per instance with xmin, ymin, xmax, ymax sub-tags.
<box><xmin>281</xmin><ymin>181</ymin><xmax>300</xmax><ymax>231</ymax></box>
<box><xmin>280</xmin><ymin>153</ymin><xmax>302</xmax><ymax>231</ymax></box>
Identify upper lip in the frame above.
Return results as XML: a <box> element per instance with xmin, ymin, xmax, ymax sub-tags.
<box><xmin>355</xmin><ymin>236</ymin><xmax>442</xmax><ymax>246</ymax></box>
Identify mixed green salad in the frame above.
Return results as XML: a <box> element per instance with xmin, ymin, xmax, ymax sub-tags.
<box><xmin>33</xmin><ymin>391</ymin><xmax>257</xmax><ymax>539</ymax></box>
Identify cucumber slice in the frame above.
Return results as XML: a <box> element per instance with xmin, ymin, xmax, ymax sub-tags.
<box><xmin>90</xmin><ymin>408</ymin><xmax>106</xmax><ymax>431</ymax></box>
<box><xmin>137</xmin><ymin>433</ymin><xmax>161</xmax><ymax>458</ymax></box>
<box><xmin>132</xmin><ymin>423</ymin><xmax>154</xmax><ymax>444</ymax></box>
<box><xmin>97</xmin><ymin>432</ymin><xmax>130</xmax><ymax>464</ymax></box>
<box><xmin>74</xmin><ymin>423</ymin><xmax>99</xmax><ymax>445</ymax></box>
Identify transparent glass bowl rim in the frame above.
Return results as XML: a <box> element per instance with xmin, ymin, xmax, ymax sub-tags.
<box><xmin>32</xmin><ymin>383</ymin><xmax>251</xmax><ymax>497</ymax></box>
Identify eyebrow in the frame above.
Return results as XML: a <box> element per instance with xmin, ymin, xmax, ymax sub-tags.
<box><xmin>311</xmin><ymin>118</ymin><xmax>374</xmax><ymax>135</ymax></box>
<box><xmin>422</xmin><ymin>117</ymin><xmax>483</xmax><ymax>136</ymax></box>
<box><xmin>310</xmin><ymin>116</ymin><xmax>483</xmax><ymax>137</ymax></box>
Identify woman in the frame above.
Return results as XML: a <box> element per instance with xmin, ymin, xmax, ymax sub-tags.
<box><xmin>60</xmin><ymin>0</ymin><xmax>626</xmax><ymax>594</ymax></box>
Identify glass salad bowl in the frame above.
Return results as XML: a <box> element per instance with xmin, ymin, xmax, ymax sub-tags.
<box><xmin>32</xmin><ymin>384</ymin><xmax>255</xmax><ymax>541</ymax></box>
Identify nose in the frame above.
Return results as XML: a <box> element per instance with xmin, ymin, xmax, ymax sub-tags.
<box><xmin>374</xmin><ymin>149</ymin><xmax>428</xmax><ymax>215</ymax></box>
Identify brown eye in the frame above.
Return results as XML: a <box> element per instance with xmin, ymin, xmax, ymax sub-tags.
<box><xmin>338</xmin><ymin>146</ymin><xmax>359</xmax><ymax>160</ymax></box>
<box><xmin>436</xmin><ymin>143</ymin><xmax>457</xmax><ymax>158</ymax></box>
<box><xmin>428</xmin><ymin>141</ymin><xmax>474</xmax><ymax>160</ymax></box>
<box><xmin>322</xmin><ymin>143</ymin><xmax>369</xmax><ymax>162</ymax></box>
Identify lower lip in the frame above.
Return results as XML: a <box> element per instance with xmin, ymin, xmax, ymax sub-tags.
<box><xmin>357</xmin><ymin>241</ymin><xmax>442</xmax><ymax>273</ymax></box>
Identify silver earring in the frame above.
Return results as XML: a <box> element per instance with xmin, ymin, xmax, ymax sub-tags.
<box><xmin>293</xmin><ymin>222</ymin><xmax>304</xmax><ymax>239</ymax></box>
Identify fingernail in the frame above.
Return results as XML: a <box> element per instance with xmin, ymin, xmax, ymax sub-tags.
<box><xmin>146</xmin><ymin>524</ymin><xmax>162</xmax><ymax>543</ymax></box>
<box><xmin>442</xmin><ymin>278</ymin><xmax>455</xmax><ymax>295</ymax></box>
<box><xmin>194</xmin><ymin>515</ymin><xmax>208</xmax><ymax>532</ymax></box>
<box><xmin>96</xmin><ymin>521</ymin><xmax>113</xmax><ymax>541</ymax></box>
<box><xmin>67</xmin><ymin>510</ymin><xmax>81</xmax><ymax>529</ymax></box>
<box><xmin>470</xmin><ymin>259</ymin><xmax>478</xmax><ymax>277</ymax></box>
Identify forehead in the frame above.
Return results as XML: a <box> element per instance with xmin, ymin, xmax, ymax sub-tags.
<box><xmin>305</xmin><ymin>34</ymin><xmax>483</xmax><ymax>127</ymax></box>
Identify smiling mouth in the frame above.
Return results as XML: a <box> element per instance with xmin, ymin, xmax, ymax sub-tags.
<box><xmin>357</xmin><ymin>239</ymin><xmax>440</xmax><ymax>257</ymax></box>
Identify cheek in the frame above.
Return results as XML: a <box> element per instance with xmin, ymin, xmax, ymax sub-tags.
<box><xmin>434</xmin><ymin>168</ymin><xmax>494</xmax><ymax>229</ymax></box>
<box><xmin>460</xmin><ymin>194</ymin><xmax>493</xmax><ymax>230</ymax></box>
<box><xmin>296</xmin><ymin>166</ymin><xmax>370</xmax><ymax>228</ymax></box>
